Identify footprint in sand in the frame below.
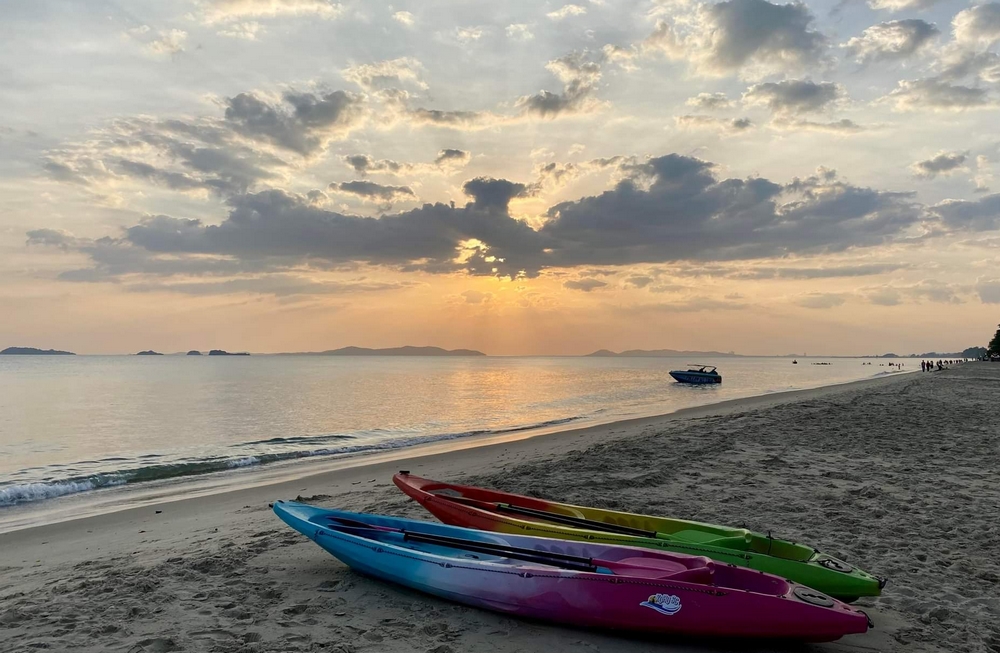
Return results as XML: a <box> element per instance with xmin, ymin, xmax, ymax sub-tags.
<box><xmin>128</xmin><ymin>637</ymin><xmax>179</xmax><ymax>653</ymax></box>
<box><xmin>189</xmin><ymin>629</ymin><xmax>237</xmax><ymax>642</ymax></box>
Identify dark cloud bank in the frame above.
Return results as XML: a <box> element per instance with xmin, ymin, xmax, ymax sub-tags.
<box><xmin>30</xmin><ymin>153</ymin><xmax>980</xmax><ymax>285</ymax></box>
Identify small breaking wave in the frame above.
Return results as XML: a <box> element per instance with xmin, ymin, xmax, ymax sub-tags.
<box><xmin>0</xmin><ymin>414</ymin><xmax>590</xmax><ymax>508</ymax></box>
<box><xmin>0</xmin><ymin>478</ymin><xmax>128</xmax><ymax>506</ymax></box>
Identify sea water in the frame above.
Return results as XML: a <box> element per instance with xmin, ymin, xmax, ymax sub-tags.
<box><xmin>0</xmin><ymin>355</ymin><xmax>908</xmax><ymax>525</ymax></box>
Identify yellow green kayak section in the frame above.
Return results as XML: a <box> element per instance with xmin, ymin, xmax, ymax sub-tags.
<box><xmin>395</xmin><ymin>472</ymin><xmax>886</xmax><ymax>602</ymax></box>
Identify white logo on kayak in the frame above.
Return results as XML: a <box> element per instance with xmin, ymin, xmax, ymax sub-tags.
<box><xmin>640</xmin><ymin>593</ymin><xmax>682</xmax><ymax>616</ymax></box>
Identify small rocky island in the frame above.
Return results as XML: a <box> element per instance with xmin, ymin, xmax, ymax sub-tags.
<box><xmin>208</xmin><ymin>349</ymin><xmax>250</xmax><ymax>356</ymax></box>
<box><xmin>135</xmin><ymin>350</ymin><xmax>163</xmax><ymax>356</ymax></box>
<box><xmin>0</xmin><ymin>347</ymin><xmax>75</xmax><ymax>355</ymax></box>
<box><xmin>186</xmin><ymin>350</ymin><xmax>202</xmax><ymax>356</ymax></box>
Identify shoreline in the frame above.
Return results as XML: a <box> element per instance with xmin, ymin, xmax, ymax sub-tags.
<box><xmin>0</xmin><ymin>368</ymin><xmax>915</xmax><ymax>535</ymax></box>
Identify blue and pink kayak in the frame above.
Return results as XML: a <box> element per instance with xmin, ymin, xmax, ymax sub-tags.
<box><xmin>273</xmin><ymin>501</ymin><xmax>870</xmax><ymax>641</ymax></box>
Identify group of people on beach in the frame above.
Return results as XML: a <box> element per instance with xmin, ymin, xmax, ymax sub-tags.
<box><xmin>921</xmin><ymin>360</ymin><xmax>960</xmax><ymax>371</ymax></box>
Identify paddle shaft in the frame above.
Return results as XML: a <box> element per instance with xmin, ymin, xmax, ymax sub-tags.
<box><xmin>437</xmin><ymin>493</ymin><xmax>658</xmax><ymax>538</ymax></box>
<box><xmin>402</xmin><ymin>531</ymin><xmax>599</xmax><ymax>573</ymax></box>
<box><xmin>327</xmin><ymin>517</ymin><xmax>704</xmax><ymax>578</ymax></box>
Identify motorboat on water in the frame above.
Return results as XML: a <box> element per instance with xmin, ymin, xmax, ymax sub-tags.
<box><xmin>669</xmin><ymin>364</ymin><xmax>722</xmax><ymax>384</ymax></box>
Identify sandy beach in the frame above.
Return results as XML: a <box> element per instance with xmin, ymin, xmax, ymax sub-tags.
<box><xmin>2</xmin><ymin>364</ymin><xmax>997</xmax><ymax>653</ymax></box>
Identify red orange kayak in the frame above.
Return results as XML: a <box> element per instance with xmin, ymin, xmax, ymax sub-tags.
<box><xmin>394</xmin><ymin>472</ymin><xmax>885</xmax><ymax>601</ymax></box>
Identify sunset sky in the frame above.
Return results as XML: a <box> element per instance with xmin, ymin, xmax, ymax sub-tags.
<box><xmin>3</xmin><ymin>0</ymin><xmax>1000</xmax><ymax>355</ymax></box>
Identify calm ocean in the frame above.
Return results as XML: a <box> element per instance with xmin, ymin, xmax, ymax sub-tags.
<box><xmin>0</xmin><ymin>355</ymin><xmax>908</xmax><ymax>526</ymax></box>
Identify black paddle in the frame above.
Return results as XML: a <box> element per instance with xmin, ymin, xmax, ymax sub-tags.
<box><xmin>326</xmin><ymin>517</ymin><xmax>599</xmax><ymax>572</ymax></box>
<box><xmin>495</xmin><ymin>503</ymin><xmax>658</xmax><ymax>538</ymax></box>
<box><xmin>326</xmin><ymin>517</ymin><xmax>709</xmax><ymax>580</ymax></box>
<box><xmin>438</xmin><ymin>494</ymin><xmax>658</xmax><ymax>538</ymax></box>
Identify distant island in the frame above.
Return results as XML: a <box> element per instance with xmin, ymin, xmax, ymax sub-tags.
<box><xmin>586</xmin><ymin>349</ymin><xmax>741</xmax><ymax>358</ymax></box>
<box><xmin>280</xmin><ymin>346</ymin><xmax>486</xmax><ymax>357</ymax></box>
<box><xmin>0</xmin><ymin>347</ymin><xmax>75</xmax><ymax>355</ymax></box>
<box><xmin>135</xmin><ymin>350</ymin><xmax>163</xmax><ymax>356</ymax></box>
<box><xmin>208</xmin><ymin>349</ymin><xmax>250</xmax><ymax>356</ymax></box>
<box><xmin>186</xmin><ymin>350</ymin><xmax>201</xmax><ymax>356</ymax></box>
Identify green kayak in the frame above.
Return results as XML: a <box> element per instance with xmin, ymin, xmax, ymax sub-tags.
<box><xmin>396</xmin><ymin>472</ymin><xmax>886</xmax><ymax>601</ymax></box>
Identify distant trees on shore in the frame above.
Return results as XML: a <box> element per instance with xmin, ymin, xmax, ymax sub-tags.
<box><xmin>989</xmin><ymin>325</ymin><xmax>1000</xmax><ymax>357</ymax></box>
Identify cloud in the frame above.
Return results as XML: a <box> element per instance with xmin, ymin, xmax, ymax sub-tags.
<box><xmin>341</xmin><ymin>149</ymin><xmax>470</xmax><ymax>176</ymax></box>
<box><xmin>392</xmin><ymin>11</ymin><xmax>415</xmax><ymax>27</ymax></box>
<box><xmin>627</xmin><ymin>297</ymin><xmax>749</xmax><ymax>312</ymax></box>
<box><xmin>150</xmin><ymin>29</ymin><xmax>188</xmax><ymax>56</ymax></box>
<box><xmin>195</xmin><ymin>0</ymin><xmax>344</xmax><ymax>23</ymax></box>
<box><xmin>115</xmin><ymin>158</ymin><xmax>245</xmax><ymax>195</ymax></box>
<box><xmin>675</xmin><ymin>115</ymin><xmax>754</xmax><ymax>133</ymax></box>
<box><xmin>564</xmin><ymin>278</ymin><xmax>607</xmax><ymax>291</ymax></box>
<box><xmin>975</xmin><ymin>155</ymin><xmax>993</xmax><ymax>192</ymax></box>
<box><xmin>867</xmin><ymin>287</ymin><xmax>902</xmax><ymax>305</ymax></box>
<box><xmin>342</xmin><ymin>58</ymin><xmax>426</xmax><ymax>92</ymax></box>
<box><xmin>434</xmin><ymin>148</ymin><xmax>471</xmax><ymax>167</ymax></box>
<box><xmin>931</xmin><ymin>193</ymin><xmax>1000</xmax><ymax>230</ymax></box>
<box><xmin>977</xmin><ymin>278</ymin><xmax>1000</xmax><ymax>303</ymax></box>
<box><xmin>33</xmin><ymin>153</ymin><xmax>926</xmax><ymax>285</ymax></box>
<box><xmin>539</xmin><ymin>155</ymin><xmax>920</xmax><ymax>268</ymax></box>
<box><xmin>937</xmin><ymin>51</ymin><xmax>1000</xmax><ymax>84</ymax></box>
<box><xmin>527</xmin><ymin>157</ymin><xmax>626</xmax><ymax>192</ymax></box>
<box><xmin>343</xmin><ymin>154</ymin><xmax>406</xmax><ymax>176</ymax></box>
<box><xmin>866</xmin><ymin>0</ymin><xmax>942</xmax><ymax>11</ymax></box>
<box><xmin>910</xmin><ymin>151</ymin><xmax>968</xmax><ymax>178</ymax></box>
<box><xmin>127</xmin><ymin>27</ymin><xmax>188</xmax><ymax>56</ymax></box>
<box><xmin>909</xmin><ymin>280</ymin><xmax>963</xmax><ymax>304</ymax></box>
<box><xmin>463</xmin><ymin>177</ymin><xmax>528</xmax><ymax>210</ymax></box>
<box><xmin>461</xmin><ymin>289</ymin><xmax>492</xmax><ymax>304</ymax></box>
<box><xmin>407</xmin><ymin>108</ymin><xmax>499</xmax><ymax>129</ymax></box>
<box><xmin>455</xmin><ymin>27</ymin><xmax>485</xmax><ymax>43</ymax></box>
<box><xmin>685</xmin><ymin>92</ymin><xmax>735</xmax><ymax>110</ymax></box>
<box><xmin>224</xmin><ymin>90</ymin><xmax>367</xmax><ymax>155</ymax></box>
<box><xmin>843</xmin><ymin>20</ymin><xmax>938</xmax><ymax>63</ymax></box>
<box><xmin>953</xmin><ymin>4</ymin><xmax>1000</xmax><ymax>48</ymax></box>
<box><xmin>72</xmin><ymin>189</ymin><xmax>545</xmax><ymax>281</ymax></box>
<box><xmin>729</xmin><ymin>262</ymin><xmax>906</xmax><ymax>279</ymax></box>
<box><xmin>41</xmin><ymin>114</ymin><xmax>285</xmax><ymax>197</ymax></box>
<box><xmin>128</xmin><ymin>275</ymin><xmax>406</xmax><ymax>297</ymax></box>
<box><xmin>882</xmin><ymin>78</ymin><xmax>993</xmax><ymax>111</ymax></box>
<box><xmin>795</xmin><ymin>292</ymin><xmax>846</xmax><ymax>308</ymax></box>
<box><xmin>330</xmin><ymin>180</ymin><xmax>416</xmax><ymax>205</ymax></box>
<box><xmin>770</xmin><ymin>118</ymin><xmax>865</xmax><ymax>133</ymax></box>
<box><xmin>217</xmin><ymin>21</ymin><xmax>264</xmax><ymax>40</ymax></box>
<box><xmin>26</xmin><ymin>229</ymin><xmax>80</xmax><ymax>249</ymax></box>
<box><xmin>865</xmin><ymin>281</ymin><xmax>964</xmax><ymax>305</ymax></box>
<box><xmin>742</xmin><ymin>79</ymin><xmax>842</xmax><ymax>115</ymax></box>
<box><xmin>516</xmin><ymin>51</ymin><xmax>606</xmax><ymax>118</ymax></box>
<box><xmin>645</xmin><ymin>0</ymin><xmax>828</xmax><ymax>78</ymax></box>
<box><xmin>506</xmin><ymin>24</ymin><xmax>534</xmax><ymax>41</ymax></box>
<box><xmin>547</xmin><ymin>5</ymin><xmax>587</xmax><ymax>20</ymax></box>
<box><xmin>625</xmin><ymin>274</ymin><xmax>654</xmax><ymax>288</ymax></box>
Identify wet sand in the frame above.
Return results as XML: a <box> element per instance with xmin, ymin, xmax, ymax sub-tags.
<box><xmin>1</xmin><ymin>364</ymin><xmax>997</xmax><ymax>653</ymax></box>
